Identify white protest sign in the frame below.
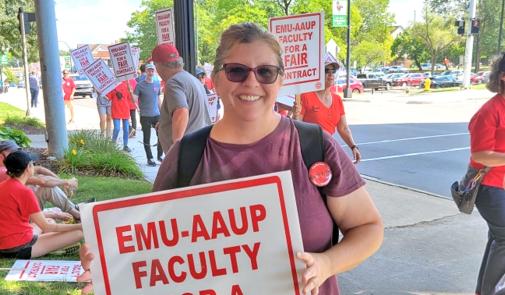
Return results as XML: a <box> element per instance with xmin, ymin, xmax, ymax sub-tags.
<box><xmin>155</xmin><ymin>8</ymin><xmax>175</xmax><ymax>45</ymax></box>
<box><xmin>131</xmin><ymin>47</ymin><xmax>140</xmax><ymax>70</ymax></box>
<box><xmin>81</xmin><ymin>171</ymin><xmax>304</xmax><ymax>295</ymax></box>
<box><xmin>5</xmin><ymin>260</ymin><xmax>83</xmax><ymax>282</ymax></box>
<box><xmin>276</xmin><ymin>95</ymin><xmax>295</xmax><ymax>108</ymax></box>
<box><xmin>70</xmin><ymin>45</ymin><xmax>94</xmax><ymax>73</ymax></box>
<box><xmin>83</xmin><ymin>59</ymin><xmax>118</xmax><ymax>96</ymax></box>
<box><xmin>108</xmin><ymin>43</ymin><xmax>137</xmax><ymax>81</ymax></box>
<box><xmin>269</xmin><ymin>12</ymin><xmax>325</xmax><ymax>96</ymax></box>
<box><xmin>206</xmin><ymin>93</ymin><xmax>219</xmax><ymax>123</ymax></box>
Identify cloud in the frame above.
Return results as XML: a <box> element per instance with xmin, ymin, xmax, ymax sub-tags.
<box><xmin>54</xmin><ymin>0</ymin><xmax>142</xmax><ymax>49</ymax></box>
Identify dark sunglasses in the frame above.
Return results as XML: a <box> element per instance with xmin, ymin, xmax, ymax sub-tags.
<box><xmin>221</xmin><ymin>63</ymin><xmax>282</xmax><ymax>84</ymax></box>
<box><xmin>325</xmin><ymin>67</ymin><xmax>337</xmax><ymax>74</ymax></box>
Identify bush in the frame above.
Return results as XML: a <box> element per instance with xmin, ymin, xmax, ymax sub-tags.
<box><xmin>61</xmin><ymin>130</ymin><xmax>143</xmax><ymax>179</ymax></box>
<box><xmin>0</xmin><ymin>126</ymin><xmax>31</xmax><ymax>147</ymax></box>
<box><xmin>4</xmin><ymin>115</ymin><xmax>45</xmax><ymax>128</ymax></box>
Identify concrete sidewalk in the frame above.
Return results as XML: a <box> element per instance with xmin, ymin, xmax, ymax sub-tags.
<box><xmin>2</xmin><ymin>88</ymin><xmax>488</xmax><ymax>294</ymax></box>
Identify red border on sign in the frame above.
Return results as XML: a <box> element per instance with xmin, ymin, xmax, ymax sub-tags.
<box><xmin>92</xmin><ymin>175</ymin><xmax>300</xmax><ymax>295</ymax></box>
<box><xmin>269</xmin><ymin>13</ymin><xmax>323</xmax><ymax>87</ymax></box>
<box><xmin>108</xmin><ymin>42</ymin><xmax>135</xmax><ymax>78</ymax></box>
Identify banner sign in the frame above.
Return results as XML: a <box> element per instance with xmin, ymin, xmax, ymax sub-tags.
<box><xmin>269</xmin><ymin>13</ymin><xmax>325</xmax><ymax>96</ymax></box>
<box><xmin>71</xmin><ymin>45</ymin><xmax>94</xmax><ymax>73</ymax></box>
<box><xmin>131</xmin><ymin>47</ymin><xmax>141</xmax><ymax>71</ymax></box>
<box><xmin>108</xmin><ymin>43</ymin><xmax>137</xmax><ymax>81</ymax></box>
<box><xmin>155</xmin><ymin>8</ymin><xmax>175</xmax><ymax>45</ymax></box>
<box><xmin>332</xmin><ymin>0</ymin><xmax>348</xmax><ymax>27</ymax></box>
<box><xmin>5</xmin><ymin>260</ymin><xmax>83</xmax><ymax>282</ymax></box>
<box><xmin>81</xmin><ymin>171</ymin><xmax>304</xmax><ymax>295</ymax></box>
<box><xmin>206</xmin><ymin>93</ymin><xmax>219</xmax><ymax>123</ymax></box>
<box><xmin>83</xmin><ymin>59</ymin><xmax>118</xmax><ymax>96</ymax></box>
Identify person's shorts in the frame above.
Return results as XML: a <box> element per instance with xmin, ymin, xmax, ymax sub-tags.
<box><xmin>0</xmin><ymin>235</ymin><xmax>38</xmax><ymax>259</ymax></box>
<box><xmin>97</xmin><ymin>105</ymin><xmax>112</xmax><ymax>116</ymax></box>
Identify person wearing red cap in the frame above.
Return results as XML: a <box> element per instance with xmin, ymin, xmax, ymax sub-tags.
<box><xmin>294</xmin><ymin>53</ymin><xmax>361</xmax><ymax>163</ymax></box>
<box><xmin>150</xmin><ymin>43</ymin><xmax>211</xmax><ymax>153</ymax></box>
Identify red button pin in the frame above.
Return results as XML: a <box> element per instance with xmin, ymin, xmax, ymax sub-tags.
<box><xmin>308</xmin><ymin>162</ymin><xmax>332</xmax><ymax>187</ymax></box>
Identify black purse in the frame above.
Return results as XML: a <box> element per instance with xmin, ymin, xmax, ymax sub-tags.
<box><xmin>450</xmin><ymin>166</ymin><xmax>490</xmax><ymax>214</ymax></box>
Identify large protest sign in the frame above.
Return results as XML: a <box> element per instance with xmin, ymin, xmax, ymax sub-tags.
<box><xmin>131</xmin><ymin>47</ymin><xmax>141</xmax><ymax>70</ymax></box>
<box><xmin>206</xmin><ymin>93</ymin><xmax>219</xmax><ymax>123</ymax></box>
<box><xmin>108</xmin><ymin>43</ymin><xmax>137</xmax><ymax>81</ymax></box>
<box><xmin>81</xmin><ymin>171</ymin><xmax>304</xmax><ymax>295</ymax></box>
<box><xmin>269</xmin><ymin>13</ymin><xmax>325</xmax><ymax>96</ymax></box>
<box><xmin>70</xmin><ymin>45</ymin><xmax>94</xmax><ymax>73</ymax></box>
<box><xmin>5</xmin><ymin>260</ymin><xmax>83</xmax><ymax>282</ymax></box>
<box><xmin>83</xmin><ymin>59</ymin><xmax>118</xmax><ymax>96</ymax></box>
<box><xmin>155</xmin><ymin>8</ymin><xmax>175</xmax><ymax>45</ymax></box>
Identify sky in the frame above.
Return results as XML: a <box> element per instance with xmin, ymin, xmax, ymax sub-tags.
<box><xmin>54</xmin><ymin>0</ymin><xmax>424</xmax><ymax>49</ymax></box>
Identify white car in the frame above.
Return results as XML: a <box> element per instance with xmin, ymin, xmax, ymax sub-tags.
<box><xmin>69</xmin><ymin>74</ymin><xmax>95</xmax><ymax>98</ymax></box>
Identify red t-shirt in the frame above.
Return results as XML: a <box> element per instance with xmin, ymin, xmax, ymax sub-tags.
<box><xmin>126</xmin><ymin>79</ymin><xmax>137</xmax><ymax>110</ymax></box>
<box><xmin>300</xmin><ymin>91</ymin><xmax>345</xmax><ymax>134</ymax></box>
<box><xmin>469</xmin><ymin>94</ymin><xmax>505</xmax><ymax>188</ymax></box>
<box><xmin>62</xmin><ymin>77</ymin><xmax>76</xmax><ymax>101</ymax></box>
<box><xmin>0</xmin><ymin>178</ymin><xmax>40</xmax><ymax>250</ymax></box>
<box><xmin>106</xmin><ymin>83</ymin><xmax>131</xmax><ymax>120</ymax></box>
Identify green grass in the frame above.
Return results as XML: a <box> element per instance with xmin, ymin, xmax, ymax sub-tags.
<box><xmin>0</xmin><ymin>175</ymin><xmax>152</xmax><ymax>295</ymax></box>
<box><xmin>0</xmin><ymin>103</ymin><xmax>24</xmax><ymax>125</ymax></box>
<box><xmin>4</xmin><ymin>116</ymin><xmax>45</xmax><ymax>129</ymax></box>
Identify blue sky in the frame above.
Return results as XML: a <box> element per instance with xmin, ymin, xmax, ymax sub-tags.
<box><xmin>54</xmin><ymin>0</ymin><xmax>424</xmax><ymax>49</ymax></box>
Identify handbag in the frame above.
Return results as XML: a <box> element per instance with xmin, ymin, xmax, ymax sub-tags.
<box><xmin>450</xmin><ymin>165</ymin><xmax>490</xmax><ymax>214</ymax></box>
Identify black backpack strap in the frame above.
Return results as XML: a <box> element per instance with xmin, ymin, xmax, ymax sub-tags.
<box><xmin>177</xmin><ymin>126</ymin><xmax>213</xmax><ymax>188</ymax></box>
<box><xmin>293</xmin><ymin>120</ymin><xmax>324</xmax><ymax>166</ymax></box>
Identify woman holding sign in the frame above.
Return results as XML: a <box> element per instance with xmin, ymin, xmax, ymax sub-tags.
<box><xmin>79</xmin><ymin>23</ymin><xmax>382</xmax><ymax>294</ymax></box>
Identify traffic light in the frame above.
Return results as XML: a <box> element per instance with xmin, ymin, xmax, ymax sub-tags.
<box><xmin>471</xmin><ymin>18</ymin><xmax>480</xmax><ymax>34</ymax></box>
<box><xmin>455</xmin><ymin>19</ymin><xmax>465</xmax><ymax>36</ymax></box>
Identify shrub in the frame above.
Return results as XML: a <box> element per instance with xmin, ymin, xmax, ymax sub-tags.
<box><xmin>0</xmin><ymin>126</ymin><xmax>31</xmax><ymax>147</ymax></box>
<box><xmin>61</xmin><ymin>130</ymin><xmax>143</xmax><ymax>179</ymax></box>
<box><xmin>4</xmin><ymin>115</ymin><xmax>45</xmax><ymax>128</ymax></box>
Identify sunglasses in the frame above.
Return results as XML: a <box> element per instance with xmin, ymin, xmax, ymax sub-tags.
<box><xmin>325</xmin><ymin>67</ymin><xmax>337</xmax><ymax>74</ymax></box>
<box><xmin>221</xmin><ymin>63</ymin><xmax>282</xmax><ymax>84</ymax></box>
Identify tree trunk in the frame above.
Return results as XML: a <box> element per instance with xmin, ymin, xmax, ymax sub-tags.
<box><xmin>474</xmin><ymin>33</ymin><xmax>481</xmax><ymax>72</ymax></box>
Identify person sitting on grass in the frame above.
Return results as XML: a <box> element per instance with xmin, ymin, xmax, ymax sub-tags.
<box><xmin>0</xmin><ymin>150</ymin><xmax>83</xmax><ymax>259</ymax></box>
<box><xmin>0</xmin><ymin>140</ymin><xmax>82</xmax><ymax>221</ymax></box>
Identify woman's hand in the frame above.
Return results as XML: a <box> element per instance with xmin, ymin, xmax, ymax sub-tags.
<box><xmin>77</xmin><ymin>243</ymin><xmax>95</xmax><ymax>294</ymax></box>
<box><xmin>296</xmin><ymin>251</ymin><xmax>332</xmax><ymax>295</ymax></box>
<box><xmin>55</xmin><ymin>211</ymin><xmax>73</xmax><ymax>222</ymax></box>
<box><xmin>352</xmin><ymin>147</ymin><xmax>361</xmax><ymax>164</ymax></box>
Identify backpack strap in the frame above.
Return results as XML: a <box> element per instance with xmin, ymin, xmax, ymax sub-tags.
<box><xmin>177</xmin><ymin>126</ymin><xmax>213</xmax><ymax>188</ymax></box>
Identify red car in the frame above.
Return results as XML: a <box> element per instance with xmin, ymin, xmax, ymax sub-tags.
<box><xmin>394</xmin><ymin>73</ymin><xmax>425</xmax><ymax>87</ymax></box>
<box><xmin>332</xmin><ymin>78</ymin><xmax>364</xmax><ymax>94</ymax></box>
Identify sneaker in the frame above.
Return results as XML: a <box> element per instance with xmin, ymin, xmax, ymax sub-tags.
<box><xmin>123</xmin><ymin>146</ymin><xmax>132</xmax><ymax>152</ymax></box>
<box><xmin>50</xmin><ymin>242</ymin><xmax>80</xmax><ymax>256</ymax></box>
<box><xmin>147</xmin><ymin>159</ymin><xmax>157</xmax><ymax>167</ymax></box>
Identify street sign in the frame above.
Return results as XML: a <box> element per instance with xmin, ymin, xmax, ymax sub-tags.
<box><xmin>0</xmin><ymin>54</ymin><xmax>8</xmax><ymax>65</ymax></box>
<box><xmin>332</xmin><ymin>0</ymin><xmax>348</xmax><ymax>27</ymax></box>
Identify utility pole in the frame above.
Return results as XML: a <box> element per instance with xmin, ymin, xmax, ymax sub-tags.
<box><xmin>344</xmin><ymin>0</ymin><xmax>352</xmax><ymax>98</ymax></box>
<box><xmin>34</xmin><ymin>0</ymin><xmax>68</xmax><ymax>158</ymax></box>
<box><xmin>173</xmin><ymin>0</ymin><xmax>196</xmax><ymax>75</ymax></box>
<box><xmin>498</xmin><ymin>0</ymin><xmax>505</xmax><ymax>54</ymax></box>
<box><xmin>463</xmin><ymin>0</ymin><xmax>476</xmax><ymax>89</ymax></box>
<box><xmin>18</xmin><ymin>8</ymin><xmax>31</xmax><ymax>116</ymax></box>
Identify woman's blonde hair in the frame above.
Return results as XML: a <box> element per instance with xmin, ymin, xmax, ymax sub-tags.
<box><xmin>211</xmin><ymin>23</ymin><xmax>284</xmax><ymax>79</ymax></box>
<box><xmin>487</xmin><ymin>53</ymin><xmax>505</xmax><ymax>93</ymax></box>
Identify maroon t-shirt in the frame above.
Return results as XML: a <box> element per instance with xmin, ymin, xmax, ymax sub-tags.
<box><xmin>153</xmin><ymin>117</ymin><xmax>365</xmax><ymax>294</ymax></box>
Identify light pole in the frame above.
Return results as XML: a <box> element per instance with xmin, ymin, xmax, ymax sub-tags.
<box><xmin>344</xmin><ymin>0</ymin><xmax>352</xmax><ymax>98</ymax></box>
<box><xmin>499</xmin><ymin>0</ymin><xmax>505</xmax><ymax>54</ymax></box>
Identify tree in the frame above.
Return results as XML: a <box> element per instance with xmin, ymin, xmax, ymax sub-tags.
<box><xmin>354</xmin><ymin>40</ymin><xmax>390</xmax><ymax>70</ymax></box>
<box><xmin>391</xmin><ymin>28</ymin><xmax>430</xmax><ymax>70</ymax></box>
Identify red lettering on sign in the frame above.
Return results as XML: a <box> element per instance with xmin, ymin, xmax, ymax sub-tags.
<box><xmin>116</xmin><ymin>225</ymin><xmax>135</xmax><ymax>254</ymax></box>
<box><xmin>132</xmin><ymin>261</ymin><xmax>147</xmax><ymax>288</ymax></box>
<box><xmin>149</xmin><ymin>259</ymin><xmax>169</xmax><ymax>287</ymax></box>
<box><xmin>250</xmin><ymin>204</ymin><xmax>266</xmax><ymax>232</ymax></box>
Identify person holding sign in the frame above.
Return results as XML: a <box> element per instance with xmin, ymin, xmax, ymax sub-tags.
<box><xmin>107</xmin><ymin>81</ymin><xmax>132</xmax><ymax>152</ymax></box>
<box><xmin>0</xmin><ymin>151</ymin><xmax>82</xmax><ymax>259</ymax></box>
<box><xmin>79</xmin><ymin>22</ymin><xmax>382</xmax><ymax>295</ymax></box>
<box><xmin>294</xmin><ymin>54</ymin><xmax>361</xmax><ymax>163</ymax></box>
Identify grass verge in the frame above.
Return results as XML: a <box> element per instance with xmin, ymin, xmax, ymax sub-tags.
<box><xmin>0</xmin><ymin>175</ymin><xmax>152</xmax><ymax>295</ymax></box>
<box><xmin>0</xmin><ymin>103</ymin><xmax>24</xmax><ymax>125</ymax></box>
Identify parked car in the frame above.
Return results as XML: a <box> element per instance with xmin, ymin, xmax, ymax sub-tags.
<box><xmin>470</xmin><ymin>73</ymin><xmax>483</xmax><ymax>85</ymax></box>
<box><xmin>356</xmin><ymin>72</ymin><xmax>387</xmax><ymax>90</ymax></box>
<box><xmin>421</xmin><ymin>76</ymin><xmax>462</xmax><ymax>88</ymax></box>
<box><xmin>332</xmin><ymin>78</ymin><xmax>364</xmax><ymax>94</ymax></box>
<box><xmin>477</xmin><ymin>71</ymin><xmax>490</xmax><ymax>83</ymax></box>
<box><xmin>69</xmin><ymin>74</ymin><xmax>95</xmax><ymax>98</ymax></box>
<box><xmin>384</xmin><ymin>73</ymin><xmax>406</xmax><ymax>89</ymax></box>
<box><xmin>17</xmin><ymin>80</ymin><xmax>25</xmax><ymax>88</ymax></box>
<box><xmin>394</xmin><ymin>73</ymin><xmax>425</xmax><ymax>87</ymax></box>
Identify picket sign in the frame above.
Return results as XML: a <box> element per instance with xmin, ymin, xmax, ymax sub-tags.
<box><xmin>108</xmin><ymin>42</ymin><xmax>137</xmax><ymax>82</ymax></box>
<box><xmin>5</xmin><ymin>260</ymin><xmax>83</xmax><ymax>282</ymax></box>
<box><xmin>70</xmin><ymin>45</ymin><xmax>94</xmax><ymax>73</ymax></box>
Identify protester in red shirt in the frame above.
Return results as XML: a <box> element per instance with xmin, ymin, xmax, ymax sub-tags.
<box><xmin>126</xmin><ymin>79</ymin><xmax>138</xmax><ymax>138</ymax></box>
<box><xmin>295</xmin><ymin>53</ymin><xmax>361</xmax><ymax>163</ymax></box>
<box><xmin>0</xmin><ymin>151</ymin><xmax>82</xmax><ymax>259</ymax></box>
<box><xmin>468</xmin><ymin>53</ymin><xmax>505</xmax><ymax>295</ymax></box>
<box><xmin>62</xmin><ymin>70</ymin><xmax>76</xmax><ymax>123</ymax></box>
<box><xmin>107</xmin><ymin>81</ymin><xmax>132</xmax><ymax>152</ymax></box>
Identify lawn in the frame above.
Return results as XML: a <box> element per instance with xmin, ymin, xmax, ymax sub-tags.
<box><xmin>0</xmin><ymin>175</ymin><xmax>152</xmax><ymax>295</ymax></box>
<box><xmin>0</xmin><ymin>102</ymin><xmax>25</xmax><ymax>125</ymax></box>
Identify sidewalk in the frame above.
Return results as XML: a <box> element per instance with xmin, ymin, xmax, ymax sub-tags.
<box><xmin>2</xmin><ymin>88</ymin><xmax>488</xmax><ymax>294</ymax></box>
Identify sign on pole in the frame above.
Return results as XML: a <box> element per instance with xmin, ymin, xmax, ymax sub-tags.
<box><xmin>5</xmin><ymin>260</ymin><xmax>83</xmax><ymax>282</ymax></box>
<box><xmin>108</xmin><ymin>43</ymin><xmax>137</xmax><ymax>81</ymax></box>
<box><xmin>81</xmin><ymin>171</ymin><xmax>304</xmax><ymax>295</ymax></box>
<box><xmin>332</xmin><ymin>0</ymin><xmax>348</xmax><ymax>27</ymax></box>
<box><xmin>83</xmin><ymin>59</ymin><xmax>118</xmax><ymax>96</ymax></box>
<box><xmin>155</xmin><ymin>8</ymin><xmax>176</xmax><ymax>45</ymax></box>
<box><xmin>206</xmin><ymin>93</ymin><xmax>219</xmax><ymax>123</ymax></box>
<box><xmin>269</xmin><ymin>12</ymin><xmax>325</xmax><ymax>96</ymax></box>
<box><xmin>71</xmin><ymin>45</ymin><xmax>94</xmax><ymax>73</ymax></box>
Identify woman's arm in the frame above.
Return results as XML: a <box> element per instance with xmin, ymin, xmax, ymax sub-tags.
<box><xmin>336</xmin><ymin>115</ymin><xmax>361</xmax><ymax>163</ymax></box>
<box><xmin>30</xmin><ymin>212</ymin><xmax>82</xmax><ymax>233</ymax></box>
<box><xmin>471</xmin><ymin>151</ymin><xmax>505</xmax><ymax>167</ymax></box>
<box><xmin>297</xmin><ymin>186</ymin><xmax>383</xmax><ymax>293</ymax></box>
